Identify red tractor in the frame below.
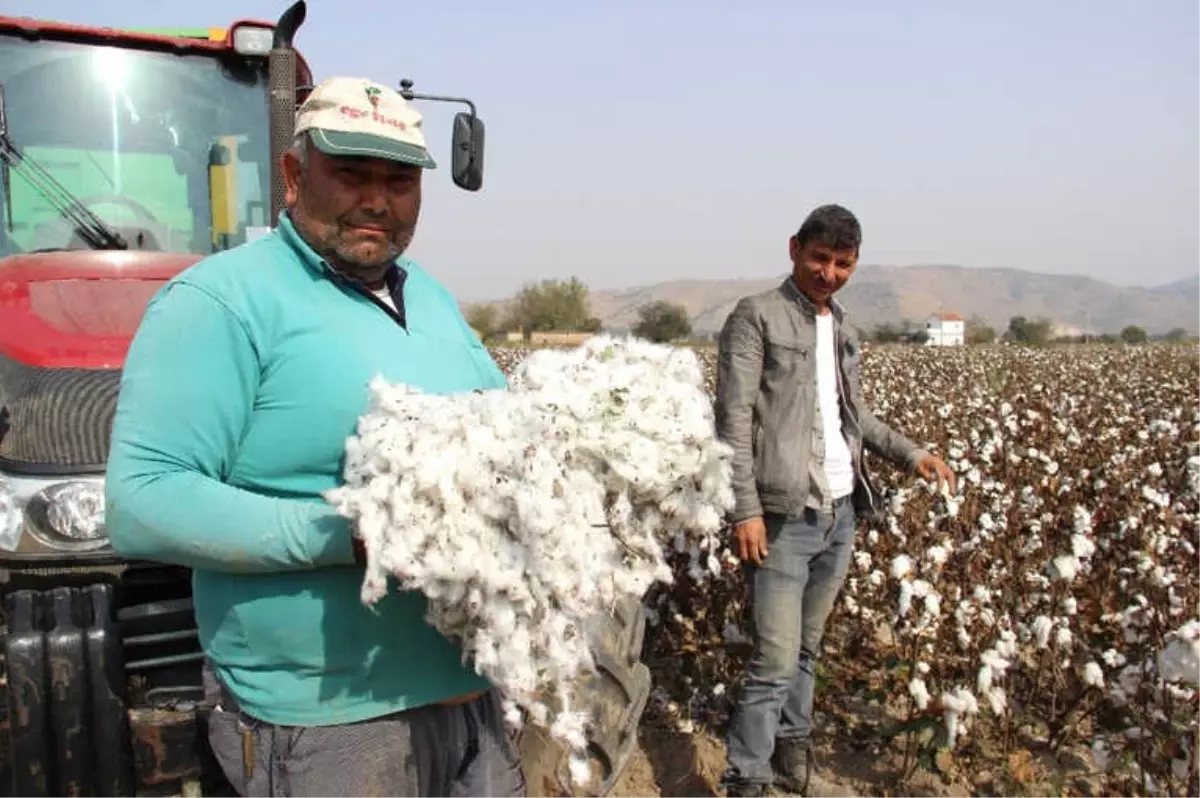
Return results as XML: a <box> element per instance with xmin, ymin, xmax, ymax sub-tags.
<box><xmin>0</xmin><ymin>4</ymin><xmax>648</xmax><ymax>795</ymax></box>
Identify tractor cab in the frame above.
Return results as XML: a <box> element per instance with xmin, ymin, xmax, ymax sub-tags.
<box><xmin>0</xmin><ymin>24</ymin><xmax>281</xmax><ymax>260</ymax></box>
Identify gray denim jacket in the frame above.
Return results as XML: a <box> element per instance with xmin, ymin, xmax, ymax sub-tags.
<box><xmin>714</xmin><ymin>277</ymin><xmax>929</xmax><ymax>523</ymax></box>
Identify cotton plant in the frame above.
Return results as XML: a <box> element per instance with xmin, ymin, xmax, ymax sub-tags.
<box><xmin>324</xmin><ymin>335</ymin><xmax>734</xmax><ymax>778</ymax></box>
<box><xmin>800</xmin><ymin>344</ymin><xmax>1200</xmax><ymax>795</ymax></box>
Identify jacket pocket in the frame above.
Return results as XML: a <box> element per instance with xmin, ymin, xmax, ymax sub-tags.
<box><xmin>755</xmin><ymin>408</ymin><xmax>808</xmax><ymax>504</ymax></box>
<box><xmin>764</xmin><ymin>340</ymin><xmax>810</xmax><ymax>377</ymax></box>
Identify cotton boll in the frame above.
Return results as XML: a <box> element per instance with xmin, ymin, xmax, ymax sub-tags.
<box><xmin>984</xmin><ymin>685</ymin><xmax>1007</xmax><ymax>716</ymax></box>
<box><xmin>1158</xmin><ymin>621</ymin><xmax>1200</xmax><ymax>686</ymax></box>
<box><xmin>1054</xmin><ymin>624</ymin><xmax>1073</xmax><ymax>649</ymax></box>
<box><xmin>892</xmin><ymin>554</ymin><xmax>915</xmax><ymax>580</ymax></box>
<box><xmin>568</xmin><ymin>755</ymin><xmax>593</xmax><ymax>789</ymax></box>
<box><xmin>550</xmin><ymin>706</ymin><xmax>591</xmax><ymax>752</ymax></box>
<box><xmin>325</xmin><ymin>336</ymin><xmax>734</xmax><ymax>757</ymax></box>
<box><xmin>502</xmin><ymin>698</ymin><xmax>524</xmax><ymax>729</ymax></box>
<box><xmin>1032</xmin><ymin>616</ymin><xmax>1053</xmax><ymax>649</ymax></box>
<box><xmin>909</xmin><ymin>678</ymin><xmax>931</xmax><ymax>710</ymax></box>
<box><xmin>941</xmin><ymin>687</ymin><xmax>980</xmax><ymax>748</ymax></box>
<box><xmin>1048</xmin><ymin>555</ymin><xmax>1080</xmax><ymax>582</ymax></box>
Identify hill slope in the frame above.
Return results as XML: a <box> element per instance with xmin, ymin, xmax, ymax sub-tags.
<box><xmin>1151</xmin><ymin>274</ymin><xmax>1200</xmax><ymax>301</ymax></box>
<box><xmin>470</xmin><ymin>266</ymin><xmax>1200</xmax><ymax>336</ymax></box>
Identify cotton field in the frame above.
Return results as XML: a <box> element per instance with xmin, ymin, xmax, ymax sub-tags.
<box><xmin>492</xmin><ymin>342</ymin><xmax>1200</xmax><ymax>797</ymax></box>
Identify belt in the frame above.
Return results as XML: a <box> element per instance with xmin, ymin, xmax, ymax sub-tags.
<box><xmin>438</xmin><ymin>690</ymin><xmax>487</xmax><ymax>707</ymax></box>
<box><xmin>211</xmin><ymin>668</ymin><xmax>485</xmax><ymax>716</ymax></box>
<box><xmin>803</xmin><ymin>493</ymin><xmax>853</xmax><ymax>513</ymax></box>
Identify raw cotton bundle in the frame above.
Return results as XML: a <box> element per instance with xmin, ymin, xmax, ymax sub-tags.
<box><xmin>324</xmin><ymin>335</ymin><xmax>734</xmax><ymax>770</ymax></box>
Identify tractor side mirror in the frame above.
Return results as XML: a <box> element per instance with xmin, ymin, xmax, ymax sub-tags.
<box><xmin>450</xmin><ymin>112</ymin><xmax>485</xmax><ymax>192</ymax></box>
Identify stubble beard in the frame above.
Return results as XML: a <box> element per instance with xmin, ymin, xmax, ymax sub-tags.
<box><xmin>292</xmin><ymin>204</ymin><xmax>415</xmax><ymax>282</ymax></box>
<box><xmin>325</xmin><ymin>223</ymin><xmax>413</xmax><ymax>271</ymax></box>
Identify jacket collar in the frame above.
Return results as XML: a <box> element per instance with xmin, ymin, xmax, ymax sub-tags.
<box><xmin>781</xmin><ymin>276</ymin><xmax>862</xmax><ymax>360</ymax></box>
<box><xmin>781</xmin><ymin>275</ymin><xmax>846</xmax><ymax>324</ymax></box>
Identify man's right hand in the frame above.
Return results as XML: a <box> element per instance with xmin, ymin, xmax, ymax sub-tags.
<box><xmin>734</xmin><ymin>516</ymin><xmax>770</xmax><ymax>565</ymax></box>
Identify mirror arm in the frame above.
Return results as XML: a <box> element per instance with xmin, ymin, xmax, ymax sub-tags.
<box><xmin>397</xmin><ymin>79</ymin><xmax>477</xmax><ymax>119</ymax></box>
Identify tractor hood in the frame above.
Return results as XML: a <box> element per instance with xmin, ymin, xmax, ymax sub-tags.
<box><xmin>0</xmin><ymin>251</ymin><xmax>200</xmax><ymax>370</ymax></box>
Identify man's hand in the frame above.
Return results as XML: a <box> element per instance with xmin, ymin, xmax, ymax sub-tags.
<box><xmin>916</xmin><ymin>453</ymin><xmax>957</xmax><ymax>495</ymax></box>
<box><xmin>734</xmin><ymin>516</ymin><xmax>770</xmax><ymax>565</ymax></box>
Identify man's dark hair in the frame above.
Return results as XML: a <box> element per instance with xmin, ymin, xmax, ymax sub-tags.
<box><xmin>795</xmin><ymin>204</ymin><xmax>862</xmax><ymax>252</ymax></box>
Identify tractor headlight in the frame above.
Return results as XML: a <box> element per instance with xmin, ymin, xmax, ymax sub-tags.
<box><xmin>0</xmin><ymin>474</ymin><xmax>110</xmax><ymax>555</ymax></box>
<box><xmin>26</xmin><ymin>481</ymin><xmax>109</xmax><ymax>551</ymax></box>
<box><xmin>0</xmin><ymin>477</ymin><xmax>23</xmax><ymax>551</ymax></box>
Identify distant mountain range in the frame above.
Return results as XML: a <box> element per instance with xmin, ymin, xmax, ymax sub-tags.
<box><xmin>1150</xmin><ymin>274</ymin><xmax>1200</xmax><ymax>300</ymax></box>
<box><xmin>470</xmin><ymin>266</ymin><xmax>1200</xmax><ymax>337</ymax></box>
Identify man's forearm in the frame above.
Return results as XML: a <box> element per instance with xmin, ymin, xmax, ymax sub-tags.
<box><xmin>860</xmin><ymin>408</ymin><xmax>928</xmax><ymax>471</ymax></box>
<box><xmin>106</xmin><ymin>466</ymin><xmax>357</xmax><ymax>573</ymax></box>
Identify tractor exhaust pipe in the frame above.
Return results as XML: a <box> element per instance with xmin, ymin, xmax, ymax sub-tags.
<box><xmin>268</xmin><ymin>0</ymin><xmax>307</xmax><ymax>227</ymax></box>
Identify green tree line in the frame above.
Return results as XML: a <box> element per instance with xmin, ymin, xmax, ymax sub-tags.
<box><xmin>465</xmin><ymin>278</ymin><xmax>694</xmax><ymax>343</ymax></box>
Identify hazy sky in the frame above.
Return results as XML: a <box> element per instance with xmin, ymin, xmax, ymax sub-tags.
<box><xmin>9</xmin><ymin>0</ymin><xmax>1199</xmax><ymax>300</ymax></box>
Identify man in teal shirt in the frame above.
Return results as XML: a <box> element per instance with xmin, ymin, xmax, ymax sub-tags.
<box><xmin>105</xmin><ymin>77</ymin><xmax>523</xmax><ymax>797</ymax></box>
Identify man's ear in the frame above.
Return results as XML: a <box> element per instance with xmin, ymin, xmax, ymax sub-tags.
<box><xmin>281</xmin><ymin>150</ymin><xmax>303</xmax><ymax>207</ymax></box>
<box><xmin>788</xmin><ymin>234</ymin><xmax>800</xmax><ymax>263</ymax></box>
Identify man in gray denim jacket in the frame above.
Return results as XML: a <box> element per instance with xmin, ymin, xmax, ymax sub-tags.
<box><xmin>715</xmin><ymin>204</ymin><xmax>955</xmax><ymax>797</ymax></box>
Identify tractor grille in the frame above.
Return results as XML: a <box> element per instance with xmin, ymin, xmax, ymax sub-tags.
<box><xmin>120</xmin><ymin>595</ymin><xmax>206</xmax><ymax>708</ymax></box>
<box><xmin>1</xmin><ymin>564</ymin><xmax>206</xmax><ymax>792</ymax></box>
<box><xmin>1</xmin><ymin>565</ymin><xmax>204</xmax><ymax>796</ymax></box>
<box><xmin>0</xmin><ymin>354</ymin><xmax>121</xmax><ymax>472</ymax></box>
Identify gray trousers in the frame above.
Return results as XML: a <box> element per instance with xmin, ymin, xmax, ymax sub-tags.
<box><xmin>204</xmin><ymin>666</ymin><xmax>526</xmax><ymax>797</ymax></box>
<box><xmin>724</xmin><ymin>499</ymin><xmax>857</xmax><ymax>786</ymax></box>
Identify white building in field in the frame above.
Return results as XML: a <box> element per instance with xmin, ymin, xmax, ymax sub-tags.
<box><xmin>925</xmin><ymin>313</ymin><xmax>966</xmax><ymax>346</ymax></box>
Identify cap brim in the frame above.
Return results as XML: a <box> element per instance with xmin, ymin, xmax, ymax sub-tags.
<box><xmin>308</xmin><ymin>128</ymin><xmax>437</xmax><ymax>169</ymax></box>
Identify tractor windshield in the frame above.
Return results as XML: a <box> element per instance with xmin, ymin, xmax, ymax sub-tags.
<box><xmin>0</xmin><ymin>35</ymin><xmax>271</xmax><ymax>257</ymax></box>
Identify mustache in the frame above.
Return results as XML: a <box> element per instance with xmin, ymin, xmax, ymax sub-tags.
<box><xmin>338</xmin><ymin>213</ymin><xmax>413</xmax><ymax>235</ymax></box>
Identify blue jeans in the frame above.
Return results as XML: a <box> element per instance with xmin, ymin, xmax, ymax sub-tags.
<box><xmin>723</xmin><ymin>499</ymin><xmax>857</xmax><ymax>786</ymax></box>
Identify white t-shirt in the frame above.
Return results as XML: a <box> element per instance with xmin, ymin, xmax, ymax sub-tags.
<box><xmin>815</xmin><ymin>312</ymin><xmax>855</xmax><ymax>499</ymax></box>
<box><xmin>372</xmin><ymin>287</ymin><xmax>398</xmax><ymax>313</ymax></box>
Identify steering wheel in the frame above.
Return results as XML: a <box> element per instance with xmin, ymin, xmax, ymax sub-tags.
<box><xmin>36</xmin><ymin>193</ymin><xmax>169</xmax><ymax>251</ymax></box>
<box><xmin>66</xmin><ymin>194</ymin><xmax>162</xmax><ymax>224</ymax></box>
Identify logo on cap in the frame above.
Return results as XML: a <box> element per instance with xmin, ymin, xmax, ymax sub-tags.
<box><xmin>364</xmin><ymin>85</ymin><xmax>381</xmax><ymax>109</ymax></box>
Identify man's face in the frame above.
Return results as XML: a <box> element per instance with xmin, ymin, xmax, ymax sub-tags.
<box><xmin>282</xmin><ymin>141</ymin><xmax>422</xmax><ymax>274</ymax></box>
<box><xmin>789</xmin><ymin>236</ymin><xmax>858</xmax><ymax>304</ymax></box>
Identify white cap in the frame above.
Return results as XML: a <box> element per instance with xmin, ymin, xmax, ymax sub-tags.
<box><xmin>294</xmin><ymin>77</ymin><xmax>436</xmax><ymax>169</ymax></box>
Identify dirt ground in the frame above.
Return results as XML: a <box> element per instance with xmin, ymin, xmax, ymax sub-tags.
<box><xmin>610</xmin><ymin>726</ymin><xmax>727</xmax><ymax>797</ymax></box>
<box><xmin>595</xmin><ymin>676</ymin><xmax>960</xmax><ymax>796</ymax></box>
<box><xmin>607</xmin><ymin>717</ymin><xmax>1104</xmax><ymax>798</ymax></box>
<box><xmin>608</xmin><ymin>715</ymin><xmax>925</xmax><ymax>798</ymax></box>
<box><xmin>604</xmin><ymin>729</ymin><xmax>921</xmax><ymax>796</ymax></box>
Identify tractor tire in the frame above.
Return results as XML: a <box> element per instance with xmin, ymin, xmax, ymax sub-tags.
<box><xmin>519</xmin><ymin>596</ymin><xmax>651</xmax><ymax>797</ymax></box>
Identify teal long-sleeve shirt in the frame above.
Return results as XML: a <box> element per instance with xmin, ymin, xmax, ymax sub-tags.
<box><xmin>105</xmin><ymin>212</ymin><xmax>507</xmax><ymax>726</ymax></box>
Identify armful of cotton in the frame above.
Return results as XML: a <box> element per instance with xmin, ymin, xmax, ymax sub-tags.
<box><xmin>323</xmin><ymin>335</ymin><xmax>735</xmax><ymax>780</ymax></box>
